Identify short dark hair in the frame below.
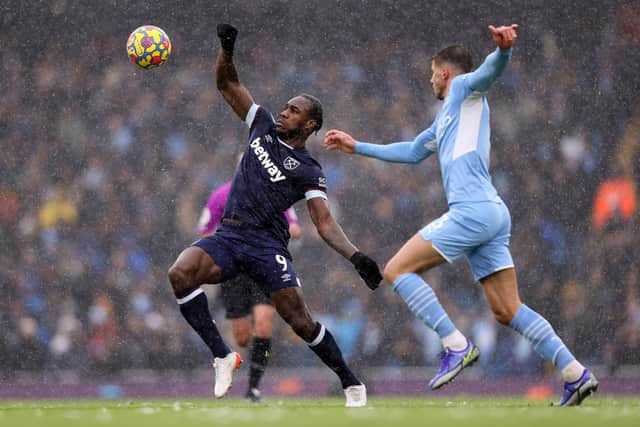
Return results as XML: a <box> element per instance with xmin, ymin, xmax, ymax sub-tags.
<box><xmin>300</xmin><ymin>93</ymin><xmax>323</xmax><ymax>134</ymax></box>
<box><xmin>432</xmin><ymin>45</ymin><xmax>473</xmax><ymax>73</ymax></box>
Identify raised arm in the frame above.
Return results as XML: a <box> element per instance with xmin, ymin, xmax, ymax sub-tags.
<box><xmin>467</xmin><ymin>24</ymin><xmax>518</xmax><ymax>92</ymax></box>
<box><xmin>215</xmin><ymin>24</ymin><xmax>254</xmax><ymax>121</ymax></box>
<box><xmin>307</xmin><ymin>197</ymin><xmax>382</xmax><ymax>290</ymax></box>
<box><xmin>324</xmin><ymin>124</ymin><xmax>437</xmax><ymax>164</ymax></box>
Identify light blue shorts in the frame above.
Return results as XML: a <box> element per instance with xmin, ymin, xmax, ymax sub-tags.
<box><xmin>419</xmin><ymin>200</ymin><xmax>514</xmax><ymax>282</ymax></box>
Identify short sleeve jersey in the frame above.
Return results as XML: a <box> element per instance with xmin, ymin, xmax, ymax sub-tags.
<box><xmin>223</xmin><ymin>104</ymin><xmax>327</xmax><ymax>243</ymax></box>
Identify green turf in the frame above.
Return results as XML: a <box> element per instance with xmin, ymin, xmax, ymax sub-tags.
<box><xmin>1</xmin><ymin>397</ymin><xmax>639</xmax><ymax>427</ymax></box>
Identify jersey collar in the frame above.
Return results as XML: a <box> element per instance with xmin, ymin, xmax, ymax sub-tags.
<box><xmin>277</xmin><ymin>138</ymin><xmax>294</xmax><ymax>150</ymax></box>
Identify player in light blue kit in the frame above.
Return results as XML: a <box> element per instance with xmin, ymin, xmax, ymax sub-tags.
<box><xmin>325</xmin><ymin>24</ymin><xmax>597</xmax><ymax>406</ymax></box>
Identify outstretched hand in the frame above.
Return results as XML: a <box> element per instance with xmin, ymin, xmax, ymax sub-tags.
<box><xmin>324</xmin><ymin>129</ymin><xmax>357</xmax><ymax>154</ymax></box>
<box><xmin>488</xmin><ymin>24</ymin><xmax>518</xmax><ymax>50</ymax></box>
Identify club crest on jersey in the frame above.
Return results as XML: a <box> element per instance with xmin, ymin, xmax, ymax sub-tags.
<box><xmin>283</xmin><ymin>156</ymin><xmax>300</xmax><ymax>171</ymax></box>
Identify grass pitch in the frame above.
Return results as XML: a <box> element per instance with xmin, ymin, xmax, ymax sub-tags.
<box><xmin>1</xmin><ymin>397</ymin><xmax>639</xmax><ymax>427</ymax></box>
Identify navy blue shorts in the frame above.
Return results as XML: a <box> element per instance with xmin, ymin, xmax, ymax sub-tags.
<box><xmin>193</xmin><ymin>222</ymin><xmax>300</xmax><ymax>295</ymax></box>
<box><xmin>220</xmin><ymin>273</ymin><xmax>272</xmax><ymax>319</ymax></box>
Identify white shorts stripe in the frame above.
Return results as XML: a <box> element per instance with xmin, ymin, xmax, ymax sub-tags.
<box><xmin>493</xmin><ymin>265</ymin><xmax>515</xmax><ymax>273</ymax></box>
<box><xmin>430</xmin><ymin>243</ymin><xmax>453</xmax><ymax>263</ymax></box>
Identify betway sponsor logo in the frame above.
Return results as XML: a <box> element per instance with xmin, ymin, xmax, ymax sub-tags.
<box><xmin>250</xmin><ymin>137</ymin><xmax>286</xmax><ymax>183</ymax></box>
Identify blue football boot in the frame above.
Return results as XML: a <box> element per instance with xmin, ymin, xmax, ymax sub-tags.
<box><xmin>429</xmin><ymin>339</ymin><xmax>480</xmax><ymax>390</ymax></box>
<box><xmin>553</xmin><ymin>369</ymin><xmax>598</xmax><ymax>406</ymax></box>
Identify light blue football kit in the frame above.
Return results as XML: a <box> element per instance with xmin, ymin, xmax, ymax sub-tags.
<box><xmin>356</xmin><ymin>47</ymin><xmax>514</xmax><ymax>282</ymax></box>
<box><xmin>353</xmin><ymin>47</ymin><xmax>579</xmax><ymax>376</ymax></box>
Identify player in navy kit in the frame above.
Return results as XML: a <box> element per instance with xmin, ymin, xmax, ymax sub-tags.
<box><xmin>198</xmin><ymin>180</ymin><xmax>301</xmax><ymax>403</ymax></box>
<box><xmin>168</xmin><ymin>23</ymin><xmax>382</xmax><ymax>407</ymax></box>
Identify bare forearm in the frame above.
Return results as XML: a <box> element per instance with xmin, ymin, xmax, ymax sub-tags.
<box><xmin>215</xmin><ymin>49</ymin><xmax>240</xmax><ymax>90</ymax></box>
<box><xmin>215</xmin><ymin>48</ymin><xmax>252</xmax><ymax>119</ymax></box>
<box><xmin>317</xmin><ymin>220</ymin><xmax>357</xmax><ymax>260</ymax></box>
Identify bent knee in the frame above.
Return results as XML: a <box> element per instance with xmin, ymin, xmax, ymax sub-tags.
<box><xmin>168</xmin><ymin>264</ymin><xmax>188</xmax><ymax>286</ymax></box>
<box><xmin>253</xmin><ymin>318</ymin><xmax>274</xmax><ymax>338</ymax></box>
<box><xmin>383</xmin><ymin>262</ymin><xmax>404</xmax><ymax>285</ymax></box>
<box><xmin>168</xmin><ymin>264</ymin><xmax>197</xmax><ymax>297</ymax></box>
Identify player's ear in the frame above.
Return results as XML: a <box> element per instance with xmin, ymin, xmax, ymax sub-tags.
<box><xmin>305</xmin><ymin>119</ymin><xmax>318</xmax><ymax>133</ymax></box>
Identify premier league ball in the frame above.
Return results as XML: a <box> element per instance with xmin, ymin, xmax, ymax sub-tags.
<box><xmin>126</xmin><ymin>25</ymin><xmax>172</xmax><ymax>69</ymax></box>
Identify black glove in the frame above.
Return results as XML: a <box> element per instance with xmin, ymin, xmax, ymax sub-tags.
<box><xmin>217</xmin><ymin>23</ymin><xmax>238</xmax><ymax>53</ymax></box>
<box><xmin>350</xmin><ymin>251</ymin><xmax>382</xmax><ymax>290</ymax></box>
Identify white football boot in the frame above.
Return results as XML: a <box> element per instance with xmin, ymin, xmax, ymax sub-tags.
<box><xmin>344</xmin><ymin>384</ymin><xmax>367</xmax><ymax>407</ymax></box>
<box><xmin>213</xmin><ymin>352</ymin><xmax>243</xmax><ymax>398</ymax></box>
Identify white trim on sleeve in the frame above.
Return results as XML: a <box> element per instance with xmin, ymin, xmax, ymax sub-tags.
<box><xmin>244</xmin><ymin>103</ymin><xmax>259</xmax><ymax>128</ymax></box>
<box><xmin>305</xmin><ymin>190</ymin><xmax>327</xmax><ymax>200</ymax></box>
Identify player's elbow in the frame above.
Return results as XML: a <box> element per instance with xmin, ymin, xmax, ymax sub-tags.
<box><xmin>215</xmin><ymin>71</ymin><xmax>233</xmax><ymax>91</ymax></box>
<box><xmin>406</xmin><ymin>149</ymin><xmax>427</xmax><ymax>164</ymax></box>
<box><xmin>218</xmin><ymin>76</ymin><xmax>243</xmax><ymax>93</ymax></box>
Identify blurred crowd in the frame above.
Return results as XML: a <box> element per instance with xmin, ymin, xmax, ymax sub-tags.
<box><xmin>0</xmin><ymin>1</ymin><xmax>639</xmax><ymax>382</ymax></box>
